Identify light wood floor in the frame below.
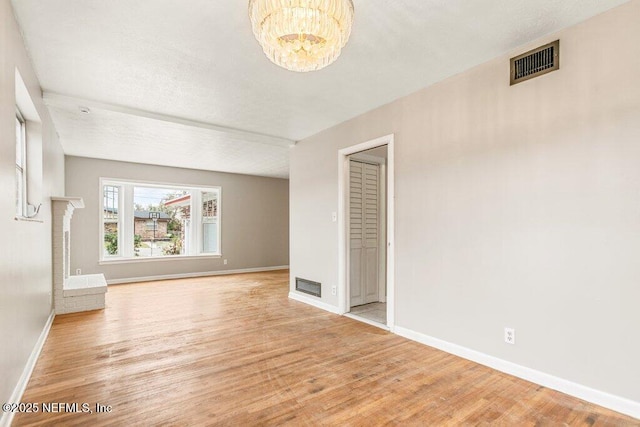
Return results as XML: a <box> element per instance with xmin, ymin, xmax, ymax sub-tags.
<box><xmin>15</xmin><ymin>270</ymin><xmax>638</xmax><ymax>426</ymax></box>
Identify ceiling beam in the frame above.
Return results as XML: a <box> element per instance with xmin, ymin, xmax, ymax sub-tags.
<box><xmin>43</xmin><ymin>92</ymin><xmax>296</xmax><ymax>148</ymax></box>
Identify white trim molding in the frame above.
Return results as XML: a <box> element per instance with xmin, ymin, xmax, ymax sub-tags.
<box><xmin>394</xmin><ymin>326</ymin><xmax>640</xmax><ymax>420</ymax></box>
<box><xmin>338</xmin><ymin>133</ymin><xmax>395</xmax><ymax>331</ymax></box>
<box><xmin>107</xmin><ymin>265</ymin><xmax>290</xmax><ymax>285</ymax></box>
<box><xmin>0</xmin><ymin>311</ymin><xmax>55</xmax><ymax>427</ymax></box>
<box><xmin>99</xmin><ymin>254</ymin><xmax>222</xmax><ymax>265</ymax></box>
<box><xmin>288</xmin><ymin>292</ymin><xmax>341</xmax><ymax>314</ymax></box>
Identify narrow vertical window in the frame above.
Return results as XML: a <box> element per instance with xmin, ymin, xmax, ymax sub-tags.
<box><xmin>103</xmin><ymin>185</ymin><xmax>120</xmax><ymax>257</ymax></box>
<box><xmin>15</xmin><ymin>112</ymin><xmax>26</xmax><ymax>217</ymax></box>
<box><xmin>201</xmin><ymin>191</ymin><xmax>219</xmax><ymax>254</ymax></box>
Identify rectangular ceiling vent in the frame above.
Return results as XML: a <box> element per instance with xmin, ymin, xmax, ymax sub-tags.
<box><xmin>295</xmin><ymin>277</ymin><xmax>321</xmax><ymax>297</ymax></box>
<box><xmin>510</xmin><ymin>40</ymin><xmax>559</xmax><ymax>85</ymax></box>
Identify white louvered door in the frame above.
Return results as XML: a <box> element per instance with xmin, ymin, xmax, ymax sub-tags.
<box><xmin>349</xmin><ymin>160</ymin><xmax>380</xmax><ymax>307</ymax></box>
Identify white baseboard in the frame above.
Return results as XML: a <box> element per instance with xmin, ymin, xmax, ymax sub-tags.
<box><xmin>288</xmin><ymin>292</ymin><xmax>341</xmax><ymax>314</ymax></box>
<box><xmin>107</xmin><ymin>265</ymin><xmax>290</xmax><ymax>285</ymax></box>
<box><xmin>0</xmin><ymin>310</ymin><xmax>55</xmax><ymax>427</ymax></box>
<box><xmin>394</xmin><ymin>326</ymin><xmax>640</xmax><ymax>420</ymax></box>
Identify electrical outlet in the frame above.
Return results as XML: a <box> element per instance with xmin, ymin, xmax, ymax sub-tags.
<box><xmin>223</xmin><ymin>259</ymin><xmax>228</xmax><ymax>265</ymax></box>
<box><xmin>504</xmin><ymin>327</ymin><xmax>515</xmax><ymax>345</ymax></box>
<box><xmin>75</xmin><ymin>268</ymin><xmax>82</xmax><ymax>275</ymax></box>
<box><xmin>331</xmin><ymin>286</ymin><xmax>337</xmax><ymax>296</ymax></box>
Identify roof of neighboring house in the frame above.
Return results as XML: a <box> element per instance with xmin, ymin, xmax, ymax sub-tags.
<box><xmin>164</xmin><ymin>194</ymin><xmax>191</xmax><ymax>207</ymax></box>
<box><xmin>134</xmin><ymin>210</ymin><xmax>171</xmax><ymax>220</ymax></box>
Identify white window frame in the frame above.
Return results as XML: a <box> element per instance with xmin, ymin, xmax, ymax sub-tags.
<box><xmin>99</xmin><ymin>178</ymin><xmax>222</xmax><ymax>263</ymax></box>
<box><xmin>102</xmin><ymin>183</ymin><xmax>123</xmax><ymax>258</ymax></box>
<box><xmin>15</xmin><ymin>109</ymin><xmax>26</xmax><ymax>218</ymax></box>
<box><xmin>15</xmin><ymin>68</ymin><xmax>43</xmax><ymax>221</ymax></box>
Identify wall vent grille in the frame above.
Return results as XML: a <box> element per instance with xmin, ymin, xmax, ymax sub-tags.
<box><xmin>295</xmin><ymin>277</ymin><xmax>321</xmax><ymax>297</ymax></box>
<box><xmin>510</xmin><ymin>40</ymin><xmax>559</xmax><ymax>85</ymax></box>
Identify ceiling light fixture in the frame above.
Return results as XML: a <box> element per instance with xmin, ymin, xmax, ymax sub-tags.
<box><xmin>248</xmin><ymin>0</ymin><xmax>355</xmax><ymax>73</ymax></box>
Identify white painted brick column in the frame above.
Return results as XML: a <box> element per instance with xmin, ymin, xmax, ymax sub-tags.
<box><xmin>51</xmin><ymin>197</ymin><xmax>107</xmax><ymax>315</ymax></box>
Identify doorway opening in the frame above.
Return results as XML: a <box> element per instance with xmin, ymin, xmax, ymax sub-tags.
<box><xmin>338</xmin><ymin>134</ymin><xmax>394</xmax><ymax>331</ymax></box>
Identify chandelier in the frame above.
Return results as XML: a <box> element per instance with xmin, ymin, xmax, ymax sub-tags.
<box><xmin>248</xmin><ymin>0</ymin><xmax>355</xmax><ymax>72</ymax></box>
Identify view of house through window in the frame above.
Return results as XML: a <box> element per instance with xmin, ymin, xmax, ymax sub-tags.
<box><xmin>101</xmin><ymin>180</ymin><xmax>220</xmax><ymax>260</ymax></box>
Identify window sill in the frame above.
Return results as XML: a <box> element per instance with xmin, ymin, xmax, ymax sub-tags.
<box><xmin>15</xmin><ymin>216</ymin><xmax>44</xmax><ymax>223</ymax></box>
<box><xmin>99</xmin><ymin>254</ymin><xmax>221</xmax><ymax>265</ymax></box>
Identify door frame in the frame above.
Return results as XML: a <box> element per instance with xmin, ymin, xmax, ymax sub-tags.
<box><xmin>338</xmin><ymin>134</ymin><xmax>395</xmax><ymax>331</ymax></box>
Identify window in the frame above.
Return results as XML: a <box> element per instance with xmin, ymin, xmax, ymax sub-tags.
<box><xmin>100</xmin><ymin>179</ymin><xmax>221</xmax><ymax>261</ymax></box>
<box><xmin>103</xmin><ymin>185</ymin><xmax>120</xmax><ymax>257</ymax></box>
<box><xmin>15</xmin><ymin>111</ymin><xmax>26</xmax><ymax>217</ymax></box>
<box><xmin>15</xmin><ymin>69</ymin><xmax>43</xmax><ymax>220</ymax></box>
<box><xmin>202</xmin><ymin>191</ymin><xmax>218</xmax><ymax>254</ymax></box>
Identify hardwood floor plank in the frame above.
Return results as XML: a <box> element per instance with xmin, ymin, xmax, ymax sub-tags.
<box><xmin>13</xmin><ymin>270</ymin><xmax>638</xmax><ymax>426</ymax></box>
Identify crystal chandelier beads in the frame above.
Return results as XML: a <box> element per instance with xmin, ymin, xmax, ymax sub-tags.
<box><xmin>249</xmin><ymin>0</ymin><xmax>355</xmax><ymax>72</ymax></box>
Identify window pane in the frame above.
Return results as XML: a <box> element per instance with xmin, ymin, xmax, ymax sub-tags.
<box><xmin>16</xmin><ymin>168</ymin><xmax>23</xmax><ymax>217</ymax></box>
<box><xmin>103</xmin><ymin>185</ymin><xmax>119</xmax><ymax>257</ymax></box>
<box><xmin>15</xmin><ymin>116</ymin><xmax>24</xmax><ymax>217</ymax></box>
<box><xmin>134</xmin><ymin>187</ymin><xmax>188</xmax><ymax>257</ymax></box>
<box><xmin>202</xmin><ymin>191</ymin><xmax>218</xmax><ymax>253</ymax></box>
<box><xmin>15</xmin><ymin>116</ymin><xmax>23</xmax><ymax>168</ymax></box>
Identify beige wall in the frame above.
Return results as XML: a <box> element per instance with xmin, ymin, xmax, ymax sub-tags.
<box><xmin>0</xmin><ymin>0</ymin><xmax>65</xmax><ymax>408</ymax></box>
<box><xmin>65</xmin><ymin>156</ymin><xmax>289</xmax><ymax>281</ymax></box>
<box><xmin>290</xmin><ymin>1</ymin><xmax>640</xmax><ymax>403</ymax></box>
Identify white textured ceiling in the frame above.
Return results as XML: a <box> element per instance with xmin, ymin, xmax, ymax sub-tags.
<box><xmin>11</xmin><ymin>0</ymin><xmax>631</xmax><ymax>178</ymax></box>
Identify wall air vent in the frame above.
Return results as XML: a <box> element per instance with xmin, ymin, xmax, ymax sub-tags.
<box><xmin>510</xmin><ymin>40</ymin><xmax>559</xmax><ymax>85</ymax></box>
<box><xmin>295</xmin><ymin>277</ymin><xmax>321</xmax><ymax>297</ymax></box>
